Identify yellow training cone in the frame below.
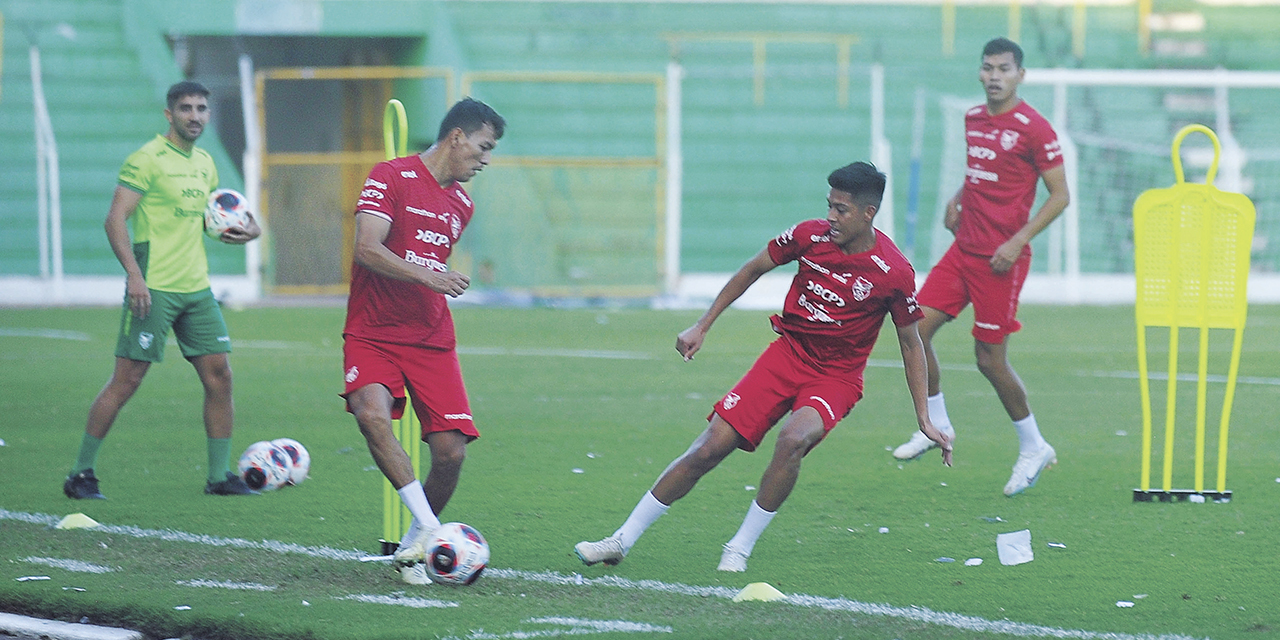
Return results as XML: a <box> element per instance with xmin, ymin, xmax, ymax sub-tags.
<box><xmin>732</xmin><ymin>582</ymin><xmax>786</xmax><ymax>602</ymax></box>
<box><xmin>56</xmin><ymin>513</ymin><xmax>100</xmax><ymax>529</ymax></box>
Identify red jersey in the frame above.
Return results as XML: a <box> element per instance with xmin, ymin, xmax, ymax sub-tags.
<box><xmin>957</xmin><ymin>100</ymin><xmax>1063</xmax><ymax>257</ymax></box>
<box><xmin>343</xmin><ymin>155</ymin><xmax>474</xmax><ymax>349</ymax></box>
<box><xmin>767</xmin><ymin>219</ymin><xmax>923</xmax><ymax>375</ymax></box>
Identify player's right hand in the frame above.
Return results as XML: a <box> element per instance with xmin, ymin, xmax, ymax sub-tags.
<box><xmin>943</xmin><ymin>200</ymin><xmax>962</xmax><ymax>235</ymax></box>
<box><xmin>675</xmin><ymin>325</ymin><xmax>706</xmax><ymax>361</ymax></box>
<box><xmin>427</xmin><ymin>270</ymin><xmax>470</xmax><ymax>297</ymax></box>
<box><xmin>922</xmin><ymin>422</ymin><xmax>953</xmax><ymax>467</ymax></box>
<box><xmin>126</xmin><ymin>273</ymin><xmax>150</xmax><ymax>319</ymax></box>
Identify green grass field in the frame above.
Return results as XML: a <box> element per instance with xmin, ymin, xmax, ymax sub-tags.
<box><xmin>1</xmin><ymin>303</ymin><xmax>1278</xmax><ymax>639</ymax></box>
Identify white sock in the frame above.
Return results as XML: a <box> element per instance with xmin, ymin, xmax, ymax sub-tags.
<box><xmin>397</xmin><ymin>481</ymin><xmax>441</xmax><ymax>538</ymax></box>
<box><xmin>612</xmin><ymin>491</ymin><xmax>669</xmax><ymax>552</ymax></box>
<box><xmin>725</xmin><ymin>500</ymin><xmax>777</xmax><ymax>556</ymax></box>
<box><xmin>928</xmin><ymin>393</ymin><xmax>954</xmax><ymax>434</ymax></box>
<box><xmin>1013</xmin><ymin>414</ymin><xmax>1048</xmax><ymax>454</ymax></box>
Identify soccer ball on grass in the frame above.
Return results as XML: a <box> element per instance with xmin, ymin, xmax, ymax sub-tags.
<box><xmin>204</xmin><ymin>189</ymin><xmax>251</xmax><ymax>240</ymax></box>
<box><xmin>424</xmin><ymin>522</ymin><xmax>489</xmax><ymax>585</ymax></box>
<box><xmin>236</xmin><ymin>441</ymin><xmax>292</xmax><ymax>491</ymax></box>
<box><xmin>271</xmin><ymin>438</ymin><xmax>310</xmax><ymax>485</ymax></box>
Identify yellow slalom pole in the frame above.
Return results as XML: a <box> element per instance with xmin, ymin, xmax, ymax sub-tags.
<box><xmin>1136</xmin><ymin>325</ymin><xmax>1153</xmax><ymax>492</ymax></box>
<box><xmin>380</xmin><ymin>98</ymin><xmax>411</xmax><ymax>552</ymax></box>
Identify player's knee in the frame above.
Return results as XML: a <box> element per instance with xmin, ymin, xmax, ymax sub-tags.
<box><xmin>431</xmin><ymin>443</ymin><xmax>466</xmax><ymax>473</ymax></box>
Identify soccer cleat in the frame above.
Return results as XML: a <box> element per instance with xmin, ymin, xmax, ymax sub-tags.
<box><xmin>717</xmin><ymin>545</ymin><xmax>749</xmax><ymax>572</ymax></box>
<box><xmin>204</xmin><ymin>472</ymin><xmax>260</xmax><ymax>496</ymax></box>
<box><xmin>574</xmin><ymin>536</ymin><xmax>626</xmax><ymax>566</ymax></box>
<box><xmin>393</xmin><ymin>524</ymin><xmax>438</xmax><ymax>567</ymax></box>
<box><xmin>398</xmin><ymin>561</ymin><xmax>431</xmax><ymax>585</ymax></box>
<box><xmin>63</xmin><ymin>469</ymin><xmax>106</xmax><ymax>500</ymax></box>
<box><xmin>1003</xmin><ymin>443</ymin><xmax>1057</xmax><ymax>496</ymax></box>
<box><xmin>892</xmin><ymin>427</ymin><xmax>954</xmax><ymax>461</ymax></box>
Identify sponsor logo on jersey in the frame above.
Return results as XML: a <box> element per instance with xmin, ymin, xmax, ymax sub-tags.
<box><xmin>360</xmin><ymin>188</ymin><xmax>384</xmax><ymax>200</ymax></box>
<box><xmin>1000</xmin><ymin>130</ymin><xmax>1020</xmax><ymax>151</ymax></box>
<box><xmin>806</xmin><ymin>280</ymin><xmax>847</xmax><ymax>307</ymax></box>
<box><xmin>450</xmin><ymin>213</ymin><xmax>462</xmax><ymax>239</ymax></box>
<box><xmin>1013</xmin><ymin>112</ymin><xmax>1031</xmax><ymax>125</ymax></box>
<box><xmin>1044</xmin><ymin>139</ymin><xmax>1063</xmax><ymax>161</ymax></box>
<box><xmin>139</xmin><ymin>332</ymin><xmax>154</xmax><ymax>350</ymax></box>
<box><xmin>968</xmin><ymin>145</ymin><xmax>997</xmax><ymax>160</ymax></box>
<box><xmin>797</xmin><ymin>294</ymin><xmax>841</xmax><ymax>326</ymax></box>
<box><xmin>851</xmin><ymin>276</ymin><xmax>874</xmax><ymax>301</ymax></box>
<box><xmin>801</xmin><ymin>257</ymin><xmax>830</xmax><ymax>276</ymax></box>
<box><xmin>345</xmin><ymin>366</ymin><xmax>359</xmax><ymax>383</ymax></box>
<box><xmin>454</xmin><ymin>190</ymin><xmax>471</xmax><ymax>207</ymax></box>
<box><xmin>722</xmin><ymin>392</ymin><xmax>740</xmax><ymax>410</ymax></box>
<box><xmin>871</xmin><ymin>255</ymin><xmax>891</xmax><ymax>273</ymax></box>
<box><xmin>404</xmin><ymin>249</ymin><xmax>448</xmax><ymax>272</ymax></box>
<box><xmin>415</xmin><ymin>229</ymin><xmax>452</xmax><ymax>247</ymax></box>
<box><xmin>364</xmin><ymin>178</ymin><xmax>388</xmax><ymax>189</ymax></box>
<box><xmin>405</xmin><ymin>206</ymin><xmax>437</xmax><ymax>218</ymax></box>
<box><xmin>401</xmin><ymin>170</ymin><xmax>418</xmax><ymax>179</ymax></box>
<box><xmin>775</xmin><ymin>224</ymin><xmax>798</xmax><ymax>246</ymax></box>
<box><xmin>966</xmin><ymin>167</ymin><xmax>999</xmax><ymax>183</ymax></box>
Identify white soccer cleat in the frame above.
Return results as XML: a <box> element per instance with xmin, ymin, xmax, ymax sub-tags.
<box><xmin>574</xmin><ymin>536</ymin><xmax>626</xmax><ymax>566</ymax></box>
<box><xmin>398</xmin><ymin>561</ymin><xmax>431</xmax><ymax>585</ymax></box>
<box><xmin>892</xmin><ymin>427</ymin><xmax>954</xmax><ymax>461</ymax></box>
<box><xmin>392</xmin><ymin>524</ymin><xmax>438</xmax><ymax>567</ymax></box>
<box><xmin>1004</xmin><ymin>443</ymin><xmax>1057</xmax><ymax>496</ymax></box>
<box><xmin>717</xmin><ymin>545</ymin><xmax>749</xmax><ymax>572</ymax></box>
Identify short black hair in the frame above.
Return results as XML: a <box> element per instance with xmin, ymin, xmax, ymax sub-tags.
<box><xmin>827</xmin><ymin>162</ymin><xmax>886</xmax><ymax>207</ymax></box>
<box><xmin>437</xmin><ymin>97</ymin><xmax>506</xmax><ymax>142</ymax></box>
<box><xmin>166</xmin><ymin>81</ymin><xmax>210</xmax><ymax>110</ymax></box>
<box><xmin>982</xmin><ymin>37</ymin><xmax>1024</xmax><ymax>68</ymax></box>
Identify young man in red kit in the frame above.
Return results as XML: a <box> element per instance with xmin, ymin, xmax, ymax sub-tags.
<box><xmin>342</xmin><ymin>98</ymin><xmax>505</xmax><ymax>584</ymax></box>
<box><xmin>891</xmin><ymin>38</ymin><xmax>1070</xmax><ymax>497</ymax></box>
<box><xmin>575</xmin><ymin>162</ymin><xmax>952</xmax><ymax>572</ymax></box>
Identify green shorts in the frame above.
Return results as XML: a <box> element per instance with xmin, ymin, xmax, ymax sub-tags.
<box><xmin>114</xmin><ymin>288</ymin><xmax>231</xmax><ymax>362</ymax></box>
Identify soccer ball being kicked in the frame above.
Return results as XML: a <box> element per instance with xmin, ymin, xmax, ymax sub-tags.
<box><xmin>424</xmin><ymin>522</ymin><xmax>489</xmax><ymax>586</ymax></box>
<box><xmin>204</xmin><ymin>189</ymin><xmax>251</xmax><ymax>240</ymax></box>
<box><xmin>236</xmin><ymin>441</ymin><xmax>292</xmax><ymax>491</ymax></box>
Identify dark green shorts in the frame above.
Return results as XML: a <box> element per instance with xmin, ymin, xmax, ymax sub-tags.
<box><xmin>114</xmin><ymin>288</ymin><xmax>231</xmax><ymax>362</ymax></box>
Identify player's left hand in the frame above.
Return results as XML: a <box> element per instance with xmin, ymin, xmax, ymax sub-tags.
<box><xmin>989</xmin><ymin>238</ymin><xmax>1023</xmax><ymax>274</ymax></box>
<box><xmin>220</xmin><ymin>213</ymin><xmax>262</xmax><ymax>245</ymax></box>
<box><xmin>675</xmin><ymin>324</ymin><xmax>707</xmax><ymax>361</ymax></box>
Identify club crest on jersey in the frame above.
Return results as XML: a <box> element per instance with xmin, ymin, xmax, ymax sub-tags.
<box><xmin>851</xmin><ymin>276</ymin><xmax>874</xmax><ymax>301</ymax></box>
<box><xmin>1000</xmin><ymin>130</ymin><xmax>1019</xmax><ymax>151</ymax></box>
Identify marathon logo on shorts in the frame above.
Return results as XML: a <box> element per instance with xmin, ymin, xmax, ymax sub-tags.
<box><xmin>445</xmin><ymin>413</ymin><xmax>473</xmax><ymax>421</ymax></box>
<box><xmin>975</xmin><ymin>321</ymin><xmax>1002</xmax><ymax>331</ymax></box>
<box><xmin>139</xmin><ymin>332</ymin><xmax>154</xmax><ymax>350</ymax></box>
<box><xmin>722</xmin><ymin>392</ymin><xmax>740</xmax><ymax>410</ymax></box>
<box><xmin>345</xmin><ymin>366</ymin><xmax>359</xmax><ymax>383</ymax></box>
<box><xmin>217</xmin><ymin>336</ymin><xmax>230</xmax><ymax>343</ymax></box>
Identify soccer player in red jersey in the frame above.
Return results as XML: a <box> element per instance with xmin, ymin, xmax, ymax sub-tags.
<box><xmin>575</xmin><ymin>162</ymin><xmax>952</xmax><ymax>572</ymax></box>
<box><xmin>890</xmin><ymin>38</ymin><xmax>1070</xmax><ymax>497</ymax></box>
<box><xmin>341</xmin><ymin>98</ymin><xmax>505</xmax><ymax>584</ymax></box>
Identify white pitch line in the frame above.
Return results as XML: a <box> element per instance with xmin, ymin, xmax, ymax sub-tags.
<box><xmin>445</xmin><ymin>616</ymin><xmax>672</xmax><ymax>639</ymax></box>
<box><xmin>336</xmin><ymin>594</ymin><xmax>457</xmax><ymax>609</ymax></box>
<box><xmin>177</xmin><ymin>579</ymin><xmax>277</xmax><ymax>591</ymax></box>
<box><xmin>1</xmin><ymin>509</ymin><xmax>1202</xmax><ymax>640</ymax></box>
<box><xmin>20</xmin><ymin>557</ymin><xmax>114</xmax><ymax>574</ymax></box>
<box><xmin>0</xmin><ymin>328</ymin><xmax>92</xmax><ymax>341</ymax></box>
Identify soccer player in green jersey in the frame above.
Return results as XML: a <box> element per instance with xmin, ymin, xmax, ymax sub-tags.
<box><xmin>63</xmin><ymin>81</ymin><xmax>263</xmax><ymax>499</ymax></box>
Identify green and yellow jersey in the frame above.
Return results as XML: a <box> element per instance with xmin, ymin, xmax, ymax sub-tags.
<box><xmin>118</xmin><ymin>134</ymin><xmax>219</xmax><ymax>293</ymax></box>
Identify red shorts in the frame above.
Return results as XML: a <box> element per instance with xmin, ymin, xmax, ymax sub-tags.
<box><xmin>917</xmin><ymin>243</ymin><xmax>1029</xmax><ymax>344</ymax></box>
<box><xmin>341</xmin><ymin>335</ymin><xmax>479</xmax><ymax>441</ymax></box>
<box><xmin>710</xmin><ymin>338</ymin><xmax>863</xmax><ymax>452</ymax></box>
